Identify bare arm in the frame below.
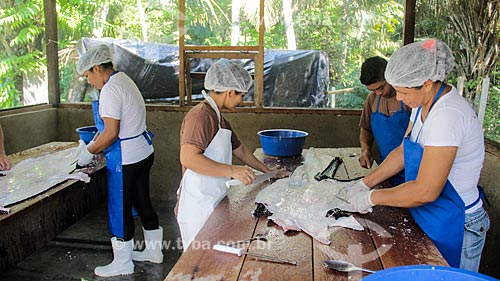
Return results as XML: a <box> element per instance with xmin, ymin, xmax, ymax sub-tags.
<box><xmin>233</xmin><ymin>144</ymin><xmax>289</xmax><ymax>179</ymax></box>
<box><xmin>87</xmin><ymin>117</ymin><xmax>119</xmax><ymax>154</ymax></box>
<box><xmin>232</xmin><ymin>144</ymin><xmax>274</xmax><ymax>173</ymax></box>
<box><xmin>359</xmin><ymin>127</ymin><xmax>374</xmax><ymax>168</ymax></box>
<box><xmin>362</xmin><ymin>143</ymin><xmax>405</xmax><ymax>186</ymax></box>
<box><xmin>362</xmin><ymin>119</ymin><xmax>413</xmax><ymax>186</ymax></box>
<box><xmin>370</xmin><ymin>145</ymin><xmax>457</xmax><ymax>207</ymax></box>
<box><xmin>0</xmin><ymin>125</ymin><xmax>11</xmax><ymax>170</ymax></box>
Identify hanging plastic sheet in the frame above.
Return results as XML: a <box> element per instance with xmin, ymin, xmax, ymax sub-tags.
<box><xmin>77</xmin><ymin>38</ymin><xmax>329</xmax><ymax>107</ymax></box>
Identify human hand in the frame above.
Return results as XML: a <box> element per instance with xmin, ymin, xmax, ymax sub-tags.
<box><xmin>0</xmin><ymin>153</ymin><xmax>11</xmax><ymax>170</ymax></box>
<box><xmin>230</xmin><ymin>165</ymin><xmax>257</xmax><ymax>185</ymax></box>
<box><xmin>77</xmin><ymin>140</ymin><xmax>94</xmax><ymax>166</ymax></box>
<box><xmin>272</xmin><ymin>169</ymin><xmax>289</xmax><ymax>179</ymax></box>
<box><xmin>76</xmin><ymin>139</ymin><xmax>87</xmax><ymax>154</ymax></box>
<box><xmin>359</xmin><ymin>150</ymin><xmax>374</xmax><ymax>169</ymax></box>
<box><xmin>337</xmin><ymin>179</ymin><xmax>370</xmax><ymax>201</ymax></box>
<box><xmin>348</xmin><ymin>190</ymin><xmax>374</xmax><ymax>214</ymax></box>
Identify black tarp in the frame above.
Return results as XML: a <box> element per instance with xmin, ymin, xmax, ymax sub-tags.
<box><xmin>78</xmin><ymin>38</ymin><xmax>329</xmax><ymax>107</ymax></box>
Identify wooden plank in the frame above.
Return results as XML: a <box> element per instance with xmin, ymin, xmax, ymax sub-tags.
<box><xmin>166</xmin><ymin>182</ymin><xmax>264</xmax><ymax>280</ymax></box>
<box><xmin>403</xmin><ymin>0</ymin><xmax>416</xmax><ymax>45</ymax></box>
<box><xmin>328</xmin><ymin>88</ymin><xmax>354</xmax><ymax>95</ymax></box>
<box><xmin>185</xmin><ymin>52</ymin><xmax>257</xmax><ymax>60</ymax></box>
<box><xmin>255</xmin><ymin>0</ymin><xmax>265</xmax><ymax>109</ymax></box>
<box><xmin>185</xmin><ymin>58</ymin><xmax>192</xmax><ymax>105</ymax></box>
<box><xmin>43</xmin><ymin>0</ymin><xmax>60</xmax><ymax>105</ymax></box>
<box><xmin>191</xmin><ymin>72</ymin><xmax>256</xmax><ymax>79</ymax></box>
<box><xmin>313</xmin><ymin>220</ymin><xmax>383</xmax><ymax>281</ymax></box>
<box><xmin>178</xmin><ymin>0</ymin><xmax>186</xmax><ymax>107</ymax></box>
<box><xmin>312</xmin><ymin>148</ymin><xmax>381</xmax><ymax>280</ymax></box>
<box><xmin>185</xmin><ymin>45</ymin><xmax>260</xmax><ymax>51</ymax></box>
<box><xmin>365</xmin><ymin>206</ymin><xmax>448</xmax><ymax>267</ymax></box>
<box><xmin>239</xmin><ymin>219</ymin><xmax>313</xmax><ymax>281</ymax></box>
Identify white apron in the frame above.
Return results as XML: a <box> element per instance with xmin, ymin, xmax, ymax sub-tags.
<box><xmin>177</xmin><ymin>94</ymin><xmax>232</xmax><ymax>251</ymax></box>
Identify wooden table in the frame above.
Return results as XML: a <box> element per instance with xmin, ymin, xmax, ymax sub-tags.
<box><xmin>166</xmin><ymin>148</ymin><xmax>448</xmax><ymax>281</ymax></box>
<box><xmin>0</xmin><ymin>142</ymin><xmax>107</xmax><ymax>273</ymax></box>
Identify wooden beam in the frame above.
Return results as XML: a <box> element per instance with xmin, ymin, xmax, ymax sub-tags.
<box><xmin>179</xmin><ymin>0</ymin><xmax>186</xmax><ymax>107</ymax></box>
<box><xmin>255</xmin><ymin>0</ymin><xmax>265</xmax><ymax>108</ymax></box>
<box><xmin>185</xmin><ymin>52</ymin><xmax>257</xmax><ymax>59</ymax></box>
<box><xmin>43</xmin><ymin>0</ymin><xmax>60</xmax><ymax>105</ymax></box>
<box><xmin>178</xmin><ymin>0</ymin><xmax>266</xmax><ymax>108</ymax></box>
<box><xmin>184</xmin><ymin>45</ymin><xmax>259</xmax><ymax>52</ymax></box>
<box><xmin>403</xmin><ymin>0</ymin><xmax>416</xmax><ymax>45</ymax></box>
<box><xmin>327</xmin><ymin>88</ymin><xmax>354</xmax><ymax>95</ymax></box>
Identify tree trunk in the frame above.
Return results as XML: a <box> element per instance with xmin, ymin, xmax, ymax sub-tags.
<box><xmin>67</xmin><ymin>77</ymin><xmax>89</xmax><ymax>102</ymax></box>
<box><xmin>231</xmin><ymin>0</ymin><xmax>242</xmax><ymax>45</ymax></box>
<box><xmin>138</xmin><ymin>0</ymin><xmax>148</xmax><ymax>42</ymax></box>
<box><xmin>93</xmin><ymin>2</ymin><xmax>110</xmax><ymax>38</ymax></box>
<box><xmin>282</xmin><ymin>0</ymin><xmax>296</xmax><ymax>50</ymax></box>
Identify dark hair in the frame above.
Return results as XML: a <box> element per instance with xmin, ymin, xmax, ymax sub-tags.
<box><xmin>360</xmin><ymin>56</ymin><xmax>388</xmax><ymax>86</ymax></box>
<box><xmin>88</xmin><ymin>62</ymin><xmax>114</xmax><ymax>72</ymax></box>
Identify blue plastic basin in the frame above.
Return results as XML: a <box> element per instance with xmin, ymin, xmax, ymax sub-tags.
<box><xmin>76</xmin><ymin>125</ymin><xmax>98</xmax><ymax>144</ymax></box>
<box><xmin>258</xmin><ymin>129</ymin><xmax>308</xmax><ymax>157</ymax></box>
<box><xmin>362</xmin><ymin>265</ymin><xmax>498</xmax><ymax>281</ymax></box>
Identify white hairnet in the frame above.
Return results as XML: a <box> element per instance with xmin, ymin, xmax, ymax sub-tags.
<box><xmin>204</xmin><ymin>58</ymin><xmax>253</xmax><ymax>92</ymax></box>
<box><xmin>385</xmin><ymin>38</ymin><xmax>455</xmax><ymax>88</ymax></box>
<box><xmin>76</xmin><ymin>44</ymin><xmax>114</xmax><ymax>75</ymax></box>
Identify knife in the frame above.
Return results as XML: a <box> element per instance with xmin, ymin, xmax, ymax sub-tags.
<box><xmin>225</xmin><ymin>171</ymin><xmax>279</xmax><ymax>188</ymax></box>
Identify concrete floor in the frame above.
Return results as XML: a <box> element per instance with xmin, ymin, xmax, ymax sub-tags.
<box><xmin>0</xmin><ymin>200</ymin><xmax>182</xmax><ymax>281</ymax></box>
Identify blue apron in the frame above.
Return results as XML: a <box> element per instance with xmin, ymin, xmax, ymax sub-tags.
<box><xmin>92</xmin><ymin>72</ymin><xmax>154</xmax><ymax>238</ymax></box>
<box><xmin>371</xmin><ymin>96</ymin><xmax>410</xmax><ymax>186</ymax></box>
<box><xmin>404</xmin><ymin>83</ymin><xmax>478</xmax><ymax>268</ymax></box>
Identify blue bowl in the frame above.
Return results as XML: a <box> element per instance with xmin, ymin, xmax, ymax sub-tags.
<box><xmin>362</xmin><ymin>265</ymin><xmax>498</xmax><ymax>281</ymax></box>
<box><xmin>258</xmin><ymin>129</ymin><xmax>308</xmax><ymax>157</ymax></box>
<box><xmin>76</xmin><ymin>126</ymin><xmax>98</xmax><ymax>144</ymax></box>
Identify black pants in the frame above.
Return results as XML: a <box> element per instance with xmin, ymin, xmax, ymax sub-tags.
<box><xmin>121</xmin><ymin>153</ymin><xmax>159</xmax><ymax>241</ymax></box>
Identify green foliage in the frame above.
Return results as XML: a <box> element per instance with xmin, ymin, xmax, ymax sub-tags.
<box><xmin>293</xmin><ymin>1</ymin><xmax>404</xmax><ymax>108</ymax></box>
<box><xmin>484</xmin><ymin>72</ymin><xmax>500</xmax><ymax>142</ymax></box>
<box><xmin>0</xmin><ymin>2</ymin><xmax>40</xmax><ymax>29</ymax></box>
<box><xmin>10</xmin><ymin>25</ymin><xmax>43</xmax><ymax>46</ymax></box>
<box><xmin>0</xmin><ymin>0</ymin><xmax>45</xmax><ymax>109</ymax></box>
<box><xmin>416</xmin><ymin>0</ymin><xmax>500</xmax><ymax>142</ymax></box>
<box><xmin>1</xmin><ymin>0</ymin><xmax>499</xmax><ymax>146</ymax></box>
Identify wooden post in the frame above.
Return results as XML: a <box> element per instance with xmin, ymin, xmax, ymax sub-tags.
<box><xmin>403</xmin><ymin>0</ymin><xmax>416</xmax><ymax>45</ymax></box>
<box><xmin>179</xmin><ymin>0</ymin><xmax>186</xmax><ymax>107</ymax></box>
<box><xmin>255</xmin><ymin>0</ymin><xmax>265</xmax><ymax>108</ymax></box>
<box><xmin>43</xmin><ymin>0</ymin><xmax>60</xmax><ymax>105</ymax></box>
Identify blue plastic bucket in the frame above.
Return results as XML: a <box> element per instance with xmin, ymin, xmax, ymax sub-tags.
<box><xmin>257</xmin><ymin>129</ymin><xmax>308</xmax><ymax>157</ymax></box>
<box><xmin>76</xmin><ymin>126</ymin><xmax>98</xmax><ymax>144</ymax></box>
<box><xmin>362</xmin><ymin>265</ymin><xmax>498</xmax><ymax>281</ymax></box>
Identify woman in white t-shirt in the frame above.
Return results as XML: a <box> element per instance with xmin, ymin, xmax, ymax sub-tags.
<box><xmin>344</xmin><ymin>39</ymin><xmax>490</xmax><ymax>272</ymax></box>
<box><xmin>76</xmin><ymin>44</ymin><xmax>162</xmax><ymax>277</ymax></box>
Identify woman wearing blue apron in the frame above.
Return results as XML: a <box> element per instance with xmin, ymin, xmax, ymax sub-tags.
<box><xmin>76</xmin><ymin>44</ymin><xmax>163</xmax><ymax>277</ymax></box>
<box><xmin>345</xmin><ymin>39</ymin><xmax>490</xmax><ymax>272</ymax></box>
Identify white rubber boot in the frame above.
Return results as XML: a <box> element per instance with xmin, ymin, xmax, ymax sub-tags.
<box><xmin>132</xmin><ymin>226</ymin><xmax>164</xmax><ymax>263</ymax></box>
<box><xmin>94</xmin><ymin>237</ymin><xmax>134</xmax><ymax>277</ymax></box>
